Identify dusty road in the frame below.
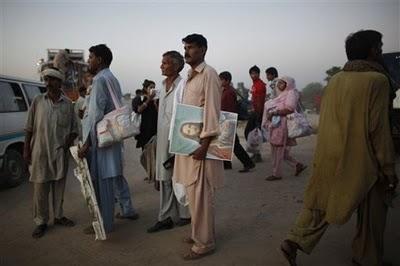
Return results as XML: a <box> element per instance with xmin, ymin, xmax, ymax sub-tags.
<box><xmin>0</xmin><ymin>130</ymin><xmax>399</xmax><ymax>266</ymax></box>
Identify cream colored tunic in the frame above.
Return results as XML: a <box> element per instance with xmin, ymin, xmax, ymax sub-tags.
<box><xmin>25</xmin><ymin>93</ymin><xmax>77</xmax><ymax>183</ymax></box>
<box><xmin>173</xmin><ymin>62</ymin><xmax>224</xmax><ymax>188</ymax></box>
<box><xmin>74</xmin><ymin>96</ymin><xmax>85</xmax><ymax>140</ymax></box>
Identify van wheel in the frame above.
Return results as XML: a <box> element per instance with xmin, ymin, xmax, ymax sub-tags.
<box><xmin>4</xmin><ymin>149</ymin><xmax>27</xmax><ymax>187</ymax></box>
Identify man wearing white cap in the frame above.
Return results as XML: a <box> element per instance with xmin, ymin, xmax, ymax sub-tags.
<box><xmin>24</xmin><ymin>67</ymin><xmax>78</xmax><ymax>238</ymax></box>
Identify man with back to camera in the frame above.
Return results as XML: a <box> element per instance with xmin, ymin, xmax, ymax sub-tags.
<box><xmin>280</xmin><ymin>29</ymin><xmax>397</xmax><ymax>266</ymax></box>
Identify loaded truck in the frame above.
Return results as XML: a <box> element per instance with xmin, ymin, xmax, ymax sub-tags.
<box><xmin>38</xmin><ymin>48</ymin><xmax>88</xmax><ymax>101</ymax></box>
<box><xmin>383</xmin><ymin>52</ymin><xmax>400</xmax><ymax>154</ymax></box>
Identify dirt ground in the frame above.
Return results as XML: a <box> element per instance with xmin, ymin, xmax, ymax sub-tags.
<box><xmin>0</xmin><ymin>128</ymin><xmax>399</xmax><ymax>266</ymax></box>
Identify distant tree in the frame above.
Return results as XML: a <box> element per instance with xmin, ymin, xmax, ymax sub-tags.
<box><xmin>300</xmin><ymin>82</ymin><xmax>324</xmax><ymax>112</ymax></box>
<box><xmin>325</xmin><ymin>66</ymin><xmax>342</xmax><ymax>83</ymax></box>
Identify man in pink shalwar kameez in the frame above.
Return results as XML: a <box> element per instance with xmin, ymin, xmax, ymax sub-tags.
<box><xmin>173</xmin><ymin>34</ymin><xmax>224</xmax><ymax>260</ymax></box>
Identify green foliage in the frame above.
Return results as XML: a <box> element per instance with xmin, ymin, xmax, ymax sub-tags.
<box><xmin>298</xmin><ymin>66</ymin><xmax>343</xmax><ymax>112</ymax></box>
<box><xmin>300</xmin><ymin>82</ymin><xmax>324</xmax><ymax>111</ymax></box>
<box><xmin>325</xmin><ymin>66</ymin><xmax>342</xmax><ymax>82</ymax></box>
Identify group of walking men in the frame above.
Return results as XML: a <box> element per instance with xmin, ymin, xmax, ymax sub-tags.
<box><xmin>23</xmin><ymin>30</ymin><xmax>397</xmax><ymax>264</ymax></box>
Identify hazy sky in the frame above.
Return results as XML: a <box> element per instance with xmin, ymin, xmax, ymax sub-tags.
<box><xmin>1</xmin><ymin>0</ymin><xmax>399</xmax><ymax>93</ymax></box>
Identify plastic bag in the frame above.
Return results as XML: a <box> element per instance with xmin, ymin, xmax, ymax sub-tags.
<box><xmin>246</xmin><ymin>128</ymin><xmax>263</xmax><ymax>153</ymax></box>
<box><xmin>261</xmin><ymin>127</ymin><xmax>269</xmax><ymax>143</ymax></box>
<box><xmin>131</xmin><ymin>111</ymin><xmax>141</xmax><ymax>136</ymax></box>
<box><xmin>173</xmin><ymin>181</ymin><xmax>188</xmax><ymax>206</ymax></box>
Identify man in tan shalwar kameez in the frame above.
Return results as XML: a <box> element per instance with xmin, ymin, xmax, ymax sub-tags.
<box><xmin>280</xmin><ymin>30</ymin><xmax>398</xmax><ymax>266</ymax></box>
<box><xmin>24</xmin><ymin>68</ymin><xmax>78</xmax><ymax>238</ymax></box>
<box><xmin>173</xmin><ymin>34</ymin><xmax>224</xmax><ymax>260</ymax></box>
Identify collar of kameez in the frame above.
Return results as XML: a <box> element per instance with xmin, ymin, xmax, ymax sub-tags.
<box><xmin>223</xmin><ymin>85</ymin><xmax>234</xmax><ymax>91</ymax></box>
<box><xmin>95</xmin><ymin>68</ymin><xmax>110</xmax><ymax>79</ymax></box>
<box><xmin>343</xmin><ymin>60</ymin><xmax>397</xmax><ymax>100</ymax></box>
<box><xmin>44</xmin><ymin>92</ymin><xmax>67</xmax><ymax>103</ymax></box>
<box><xmin>343</xmin><ymin>60</ymin><xmax>387</xmax><ymax>75</ymax></box>
<box><xmin>162</xmin><ymin>75</ymin><xmax>182</xmax><ymax>96</ymax></box>
<box><xmin>187</xmin><ymin>61</ymin><xmax>206</xmax><ymax>79</ymax></box>
<box><xmin>162</xmin><ymin>74</ymin><xmax>181</xmax><ymax>87</ymax></box>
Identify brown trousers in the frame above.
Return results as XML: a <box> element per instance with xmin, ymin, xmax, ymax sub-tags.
<box><xmin>186</xmin><ymin>175</ymin><xmax>216</xmax><ymax>254</ymax></box>
<box><xmin>288</xmin><ymin>180</ymin><xmax>388</xmax><ymax>266</ymax></box>
<box><xmin>33</xmin><ymin>178</ymin><xmax>66</xmax><ymax>225</ymax></box>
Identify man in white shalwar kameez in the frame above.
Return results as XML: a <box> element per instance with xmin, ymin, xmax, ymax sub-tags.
<box><xmin>147</xmin><ymin>51</ymin><xmax>191</xmax><ymax>233</ymax></box>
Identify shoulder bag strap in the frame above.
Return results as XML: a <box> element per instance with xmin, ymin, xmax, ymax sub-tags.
<box><xmin>104</xmin><ymin>78</ymin><xmax>122</xmax><ymax>109</ymax></box>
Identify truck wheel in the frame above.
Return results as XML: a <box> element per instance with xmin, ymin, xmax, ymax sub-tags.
<box><xmin>3</xmin><ymin>149</ymin><xmax>28</xmax><ymax>188</ymax></box>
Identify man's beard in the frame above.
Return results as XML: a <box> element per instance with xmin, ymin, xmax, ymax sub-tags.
<box><xmin>88</xmin><ymin>66</ymin><xmax>97</xmax><ymax>75</ymax></box>
<box><xmin>47</xmin><ymin>86</ymin><xmax>61</xmax><ymax>94</ymax></box>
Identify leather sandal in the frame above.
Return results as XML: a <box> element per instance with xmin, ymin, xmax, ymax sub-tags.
<box><xmin>176</xmin><ymin>218</ymin><xmax>191</xmax><ymax>227</ymax></box>
<box><xmin>280</xmin><ymin>240</ymin><xmax>298</xmax><ymax>266</ymax></box>
<box><xmin>182</xmin><ymin>249</ymin><xmax>215</xmax><ymax>260</ymax></box>
<box><xmin>32</xmin><ymin>224</ymin><xmax>48</xmax><ymax>239</ymax></box>
<box><xmin>295</xmin><ymin>163</ymin><xmax>307</xmax><ymax>176</ymax></box>
<box><xmin>54</xmin><ymin>217</ymin><xmax>75</xmax><ymax>227</ymax></box>
<box><xmin>182</xmin><ymin>236</ymin><xmax>195</xmax><ymax>244</ymax></box>
<box><xmin>265</xmin><ymin>175</ymin><xmax>282</xmax><ymax>181</ymax></box>
<box><xmin>83</xmin><ymin>225</ymin><xmax>95</xmax><ymax>235</ymax></box>
<box><xmin>116</xmin><ymin>213</ymin><xmax>140</xmax><ymax>220</ymax></box>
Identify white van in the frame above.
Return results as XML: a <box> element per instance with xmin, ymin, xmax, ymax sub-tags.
<box><xmin>0</xmin><ymin>75</ymin><xmax>45</xmax><ymax>187</ymax></box>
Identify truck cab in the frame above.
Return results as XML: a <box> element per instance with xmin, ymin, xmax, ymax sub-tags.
<box><xmin>383</xmin><ymin>52</ymin><xmax>400</xmax><ymax>154</ymax></box>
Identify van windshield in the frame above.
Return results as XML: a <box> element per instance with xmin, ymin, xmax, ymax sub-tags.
<box><xmin>0</xmin><ymin>81</ymin><xmax>27</xmax><ymax>112</ymax></box>
<box><xmin>23</xmin><ymin>84</ymin><xmax>46</xmax><ymax>105</ymax></box>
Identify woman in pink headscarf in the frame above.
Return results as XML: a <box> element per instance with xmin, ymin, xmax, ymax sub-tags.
<box><xmin>262</xmin><ymin>76</ymin><xmax>307</xmax><ymax>181</ymax></box>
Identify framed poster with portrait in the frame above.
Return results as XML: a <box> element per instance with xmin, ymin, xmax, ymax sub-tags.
<box><xmin>169</xmin><ymin>103</ymin><xmax>237</xmax><ymax>161</ymax></box>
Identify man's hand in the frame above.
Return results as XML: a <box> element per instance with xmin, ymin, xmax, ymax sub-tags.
<box><xmin>190</xmin><ymin>137</ymin><xmax>212</xmax><ymax>161</ymax></box>
<box><xmin>149</xmin><ymin>90</ymin><xmax>156</xmax><ymax>100</ymax></box>
<box><xmin>65</xmin><ymin>133</ymin><xmax>78</xmax><ymax>149</ymax></box>
<box><xmin>267</xmin><ymin>112</ymin><xmax>273</xmax><ymax>121</ymax></box>
<box><xmin>191</xmin><ymin>145</ymin><xmax>208</xmax><ymax>161</ymax></box>
<box><xmin>78</xmin><ymin>142</ymin><xmax>90</xmax><ymax>159</ymax></box>
<box><xmin>78</xmin><ymin>109</ymin><xmax>85</xmax><ymax>119</ymax></box>
<box><xmin>23</xmin><ymin>132</ymin><xmax>33</xmax><ymax>165</ymax></box>
<box><xmin>23</xmin><ymin>147</ymin><xmax>31</xmax><ymax>165</ymax></box>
